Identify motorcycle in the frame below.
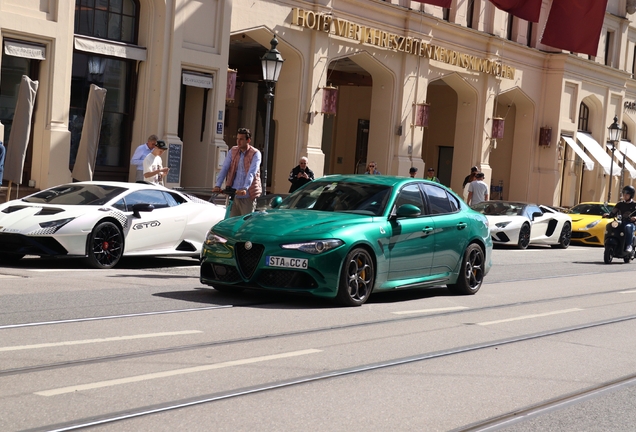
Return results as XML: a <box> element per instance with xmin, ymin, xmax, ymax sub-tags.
<box><xmin>603</xmin><ymin>213</ymin><xmax>636</xmax><ymax>264</ymax></box>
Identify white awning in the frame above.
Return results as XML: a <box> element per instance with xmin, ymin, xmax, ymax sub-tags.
<box><xmin>182</xmin><ymin>72</ymin><xmax>213</xmax><ymax>88</ymax></box>
<box><xmin>576</xmin><ymin>132</ymin><xmax>618</xmax><ymax>176</ymax></box>
<box><xmin>4</xmin><ymin>40</ymin><xmax>46</xmax><ymax>60</ymax></box>
<box><xmin>74</xmin><ymin>36</ymin><xmax>147</xmax><ymax>61</ymax></box>
<box><xmin>561</xmin><ymin>136</ymin><xmax>594</xmax><ymax>170</ymax></box>
<box><xmin>618</xmin><ymin>140</ymin><xmax>636</xmax><ymax>179</ymax></box>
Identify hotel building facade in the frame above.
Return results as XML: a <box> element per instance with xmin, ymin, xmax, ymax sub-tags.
<box><xmin>2</xmin><ymin>0</ymin><xmax>636</xmax><ymax>206</ymax></box>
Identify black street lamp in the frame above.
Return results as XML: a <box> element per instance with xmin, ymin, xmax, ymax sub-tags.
<box><xmin>607</xmin><ymin>116</ymin><xmax>622</xmax><ymax>203</ymax></box>
<box><xmin>260</xmin><ymin>35</ymin><xmax>284</xmax><ymax>196</ymax></box>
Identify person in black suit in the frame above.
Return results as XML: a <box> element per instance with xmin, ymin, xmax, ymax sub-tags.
<box><xmin>288</xmin><ymin>156</ymin><xmax>315</xmax><ymax>193</ymax></box>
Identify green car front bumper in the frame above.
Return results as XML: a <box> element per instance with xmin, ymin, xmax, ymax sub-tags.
<box><xmin>200</xmin><ymin>239</ymin><xmax>351</xmax><ymax>298</ymax></box>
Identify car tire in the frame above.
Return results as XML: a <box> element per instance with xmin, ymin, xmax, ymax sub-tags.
<box><xmin>336</xmin><ymin>247</ymin><xmax>375</xmax><ymax>307</ymax></box>
<box><xmin>517</xmin><ymin>223</ymin><xmax>531</xmax><ymax>249</ymax></box>
<box><xmin>447</xmin><ymin>243</ymin><xmax>485</xmax><ymax>295</ymax></box>
<box><xmin>86</xmin><ymin>221</ymin><xmax>124</xmax><ymax>269</ymax></box>
<box><xmin>604</xmin><ymin>248</ymin><xmax>613</xmax><ymax>264</ymax></box>
<box><xmin>551</xmin><ymin>222</ymin><xmax>571</xmax><ymax>249</ymax></box>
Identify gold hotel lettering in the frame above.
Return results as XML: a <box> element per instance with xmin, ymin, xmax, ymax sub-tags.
<box><xmin>291</xmin><ymin>7</ymin><xmax>516</xmax><ymax>80</ymax></box>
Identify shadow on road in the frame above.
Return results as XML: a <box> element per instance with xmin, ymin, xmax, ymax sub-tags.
<box><xmin>0</xmin><ymin>255</ymin><xmax>199</xmax><ymax>270</ymax></box>
<box><xmin>153</xmin><ymin>285</ymin><xmax>455</xmax><ymax>309</ymax></box>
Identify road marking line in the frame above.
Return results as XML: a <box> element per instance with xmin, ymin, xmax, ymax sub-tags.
<box><xmin>0</xmin><ymin>330</ymin><xmax>203</xmax><ymax>352</ymax></box>
<box><xmin>35</xmin><ymin>349</ymin><xmax>322</xmax><ymax>396</ymax></box>
<box><xmin>392</xmin><ymin>306</ymin><xmax>469</xmax><ymax>315</ymax></box>
<box><xmin>0</xmin><ymin>274</ymin><xmax>20</xmax><ymax>278</ymax></box>
<box><xmin>619</xmin><ymin>290</ymin><xmax>636</xmax><ymax>294</ymax></box>
<box><xmin>28</xmin><ymin>269</ymin><xmax>105</xmax><ymax>272</ymax></box>
<box><xmin>477</xmin><ymin>308</ymin><xmax>583</xmax><ymax>326</ymax></box>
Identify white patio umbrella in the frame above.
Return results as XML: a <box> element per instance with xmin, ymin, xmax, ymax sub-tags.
<box><xmin>4</xmin><ymin>75</ymin><xmax>38</xmax><ymax>201</ymax></box>
<box><xmin>71</xmin><ymin>84</ymin><xmax>107</xmax><ymax>182</ymax></box>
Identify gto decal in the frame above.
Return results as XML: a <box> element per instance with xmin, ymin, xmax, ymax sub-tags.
<box><xmin>132</xmin><ymin>220</ymin><xmax>161</xmax><ymax>230</ymax></box>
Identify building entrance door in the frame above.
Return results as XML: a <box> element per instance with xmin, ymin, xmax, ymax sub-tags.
<box><xmin>354</xmin><ymin>119</ymin><xmax>369</xmax><ymax>174</ymax></box>
<box><xmin>438</xmin><ymin>146</ymin><xmax>453</xmax><ymax>186</ymax></box>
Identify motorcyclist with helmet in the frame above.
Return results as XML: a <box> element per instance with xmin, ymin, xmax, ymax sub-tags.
<box><xmin>605</xmin><ymin>185</ymin><xmax>636</xmax><ymax>252</ymax></box>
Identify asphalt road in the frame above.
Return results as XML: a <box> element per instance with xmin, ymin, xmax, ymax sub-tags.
<box><xmin>1</xmin><ymin>244</ymin><xmax>636</xmax><ymax>431</ymax></box>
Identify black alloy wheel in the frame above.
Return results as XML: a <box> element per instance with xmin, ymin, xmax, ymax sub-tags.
<box><xmin>336</xmin><ymin>248</ymin><xmax>375</xmax><ymax>306</ymax></box>
<box><xmin>517</xmin><ymin>223</ymin><xmax>531</xmax><ymax>249</ymax></box>
<box><xmin>552</xmin><ymin>222</ymin><xmax>571</xmax><ymax>249</ymax></box>
<box><xmin>86</xmin><ymin>221</ymin><xmax>124</xmax><ymax>269</ymax></box>
<box><xmin>448</xmin><ymin>243</ymin><xmax>485</xmax><ymax>295</ymax></box>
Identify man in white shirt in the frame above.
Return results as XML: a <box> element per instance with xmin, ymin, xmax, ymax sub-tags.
<box><xmin>468</xmin><ymin>172</ymin><xmax>489</xmax><ymax>206</ymax></box>
<box><xmin>143</xmin><ymin>140</ymin><xmax>169</xmax><ymax>185</ymax></box>
<box><xmin>131</xmin><ymin>134</ymin><xmax>157</xmax><ymax>181</ymax></box>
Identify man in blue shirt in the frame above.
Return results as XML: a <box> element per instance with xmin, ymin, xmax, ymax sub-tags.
<box><xmin>213</xmin><ymin>128</ymin><xmax>262</xmax><ymax>217</ymax></box>
<box><xmin>130</xmin><ymin>134</ymin><xmax>157</xmax><ymax>181</ymax></box>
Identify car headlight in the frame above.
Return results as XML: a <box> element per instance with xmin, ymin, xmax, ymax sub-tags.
<box><xmin>281</xmin><ymin>239</ymin><xmax>343</xmax><ymax>254</ymax></box>
<box><xmin>495</xmin><ymin>221</ymin><xmax>511</xmax><ymax>228</ymax></box>
<box><xmin>205</xmin><ymin>231</ymin><xmax>227</xmax><ymax>245</ymax></box>
<box><xmin>38</xmin><ymin>217</ymin><xmax>75</xmax><ymax>231</ymax></box>
<box><xmin>585</xmin><ymin>220</ymin><xmax>600</xmax><ymax>229</ymax></box>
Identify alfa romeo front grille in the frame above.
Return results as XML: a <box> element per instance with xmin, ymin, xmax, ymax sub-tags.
<box><xmin>235</xmin><ymin>242</ymin><xmax>264</xmax><ymax>279</ymax></box>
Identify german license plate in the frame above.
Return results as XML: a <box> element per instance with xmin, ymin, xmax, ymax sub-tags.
<box><xmin>266</xmin><ymin>256</ymin><xmax>308</xmax><ymax>269</ymax></box>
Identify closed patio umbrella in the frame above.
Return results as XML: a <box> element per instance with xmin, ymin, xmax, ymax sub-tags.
<box><xmin>4</xmin><ymin>75</ymin><xmax>38</xmax><ymax>200</ymax></box>
<box><xmin>71</xmin><ymin>84</ymin><xmax>107</xmax><ymax>182</ymax></box>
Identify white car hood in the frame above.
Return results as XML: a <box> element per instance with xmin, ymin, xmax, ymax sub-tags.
<box><xmin>0</xmin><ymin>202</ymin><xmax>110</xmax><ymax>235</ymax></box>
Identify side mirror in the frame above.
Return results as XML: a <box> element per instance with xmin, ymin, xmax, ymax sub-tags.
<box><xmin>532</xmin><ymin>211</ymin><xmax>542</xmax><ymax>220</ymax></box>
<box><xmin>132</xmin><ymin>203</ymin><xmax>154</xmax><ymax>218</ymax></box>
<box><xmin>396</xmin><ymin>204</ymin><xmax>421</xmax><ymax>218</ymax></box>
<box><xmin>270</xmin><ymin>196</ymin><xmax>283</xmax><ymax>208</ymax></box>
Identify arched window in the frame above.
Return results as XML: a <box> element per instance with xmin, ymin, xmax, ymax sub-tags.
<box><xmin>578</xmin><ymin>103</ymin><xmax>590</xmax><ymax>132</ymax></box>
<box><xmin>70</xmin><ymin>0</ymin><xmax>140</xmax><ymax>181</ymax></box>
<box><xmin>622</xmin><ymin>122</ymin><xmax>629</xmax><ymax>141</ymax></box>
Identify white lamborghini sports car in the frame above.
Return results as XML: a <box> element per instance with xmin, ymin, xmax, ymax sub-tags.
<box><xmin>471</xmin><ymin>201</ymin><xmax>572</xmax><ymax>249</ymax></box>
<box><xmin>0</xmin><ymin>182</ymin><xmax>225</xmax><ymax>268</ymax></box>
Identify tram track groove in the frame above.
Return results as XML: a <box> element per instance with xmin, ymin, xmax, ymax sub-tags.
<box><xmin>19</xmin><ymin>313</ymin><xmax>636</xmax><ymax>432</ymax></box>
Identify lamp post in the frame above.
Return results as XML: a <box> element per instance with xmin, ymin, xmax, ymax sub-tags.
<box><xmin>260</xmin><ymin>35</ymin><xmax>284</xmax><ymax>196</ymax></box>
<box><xmin>607</xmin><ymin>116</ymin><xmax>622</xmax><ymax>203</ymax></box>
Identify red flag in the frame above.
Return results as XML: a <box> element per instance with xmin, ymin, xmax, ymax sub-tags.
<box><xmin>489</xmin><ymin>0</ymin><xmax>542</xmax><ymax>22</ymax></box>
<box><xmin>411</xmin><ymin>0</ymin><xmax>452</xmax><ymax>6</ymax></box>
<box><xmin>541</xmin><ymin>0</ymin><xmax>608</xmax><ymax>57</ymax></box>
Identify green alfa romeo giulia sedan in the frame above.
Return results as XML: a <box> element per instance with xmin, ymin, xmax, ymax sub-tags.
<box><xmin>200</xmin><ymin>175</ymin><xmax>492</xmax><ymax>306</ymax></box>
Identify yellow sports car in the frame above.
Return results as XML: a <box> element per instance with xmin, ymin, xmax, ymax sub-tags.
<box><xmin>568</xmin><ymin>202</ymin><xmax>615</xmax><ymax>246</ymax></box>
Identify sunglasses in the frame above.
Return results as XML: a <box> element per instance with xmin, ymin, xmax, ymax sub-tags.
<box><xmin>369</xmin><ymin>165</ymin><xmax>376</xmax><ymax>168</ymax></box>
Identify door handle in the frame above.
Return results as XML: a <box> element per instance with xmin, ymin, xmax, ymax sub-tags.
<box><xmin>457</xmin><ymin>222</ymin><xmax>467</xmax><ymax>230</ymax></box>
<box><xmin>422</xmin><ymin>227</ymin><xmax>434</xmax><ymax>235</ymax></box>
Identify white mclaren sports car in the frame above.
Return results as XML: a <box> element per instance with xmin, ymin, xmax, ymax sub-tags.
<box><xmin>0</xmin><ymin>181</ymin><xmax>225</xmax><ymax>268</ymax></box>
<box><xmin>471</xmin><ymin>201</ymin><xmax>572</xmax><ymax>249</ymax></box>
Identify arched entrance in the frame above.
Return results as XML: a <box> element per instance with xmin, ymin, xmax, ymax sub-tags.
<box><xmin>423</xmin><ymin>74</ymin><xmax>477</xmax><ymax>194</ymax></box>
<box><xmin>491</xmin><ymin>88</ymin><xmax>534</xmax><ymax>201</ymax></box>
<box><xmin>321</xmin><ymin>52</ymin><xmax>395</xmax><ymax>176</ymax></box>
<box><xmin>226</xmin><ymin>29</ymin><xmax>302</xmax><ymax>193</ymax></box>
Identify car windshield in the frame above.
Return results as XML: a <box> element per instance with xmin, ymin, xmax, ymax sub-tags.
<box><xmin>278</xmin><ymin>181</ymin><xmax>391</xmax><ymax>216</ymax></box>
<box><xmin>568</xmin><ymin>203</ymin><xmax>613</xmax><ymax>216</ymax></box>
<box><xmin>22</xmin><ymin>184</ymin><xmax>127</xmax><ymax>205</ymax></box>
<box><xmin>472</xmin><ymin>202</ymin><xmax>524</xmax><ymax>216</ymax></box>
